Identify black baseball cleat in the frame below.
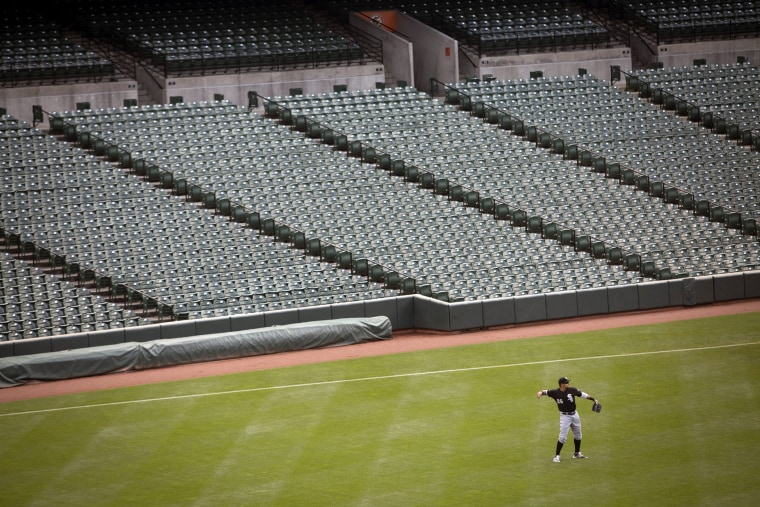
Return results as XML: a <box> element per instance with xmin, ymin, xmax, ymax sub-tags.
<box><xmin>573</xmin><ymin>452</ymin><xmax>587</xmax><ymax>459</ymax></box>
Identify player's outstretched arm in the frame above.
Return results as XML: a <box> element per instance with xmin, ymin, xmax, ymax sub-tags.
<box><xmin>536</xmin><ymin>390</ymin><xmax>546</xmax><ymax>399</ymax></box>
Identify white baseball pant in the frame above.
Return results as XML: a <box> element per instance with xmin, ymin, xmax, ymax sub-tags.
<box><xmin>558</xmin><ymin>411</ymin><xmax>582</xmax><ymax>443</ymax></box>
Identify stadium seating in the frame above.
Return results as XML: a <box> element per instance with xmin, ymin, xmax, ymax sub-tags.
<box><xmin>1</xmin><ymin>0</ymin><xmax>759</xmax><ymax>347</ymax></box>
<box><xmin>628</xmin><ymin>62</ymin><xmax>760</xmax><ymax>149</ymax></box>
<box><xmin>609</xmin><ymin>0</ymin><xmax>760</xmax><ymax>43</ymax></box>
<box><xmin>0</xmin><ymin>8</ymin><xmax>115</xmax><ymax>86</ymax></box>
<box><xmin>270</xmin><ymin>80</ymin><xmax>760</xmax><ymax>285</ymax></box>
<box><xmin>66</xmin><ymin>0</ymin><xmax>364</xmax><ymax>76</ymax></box>
<box><xmin>457</xmin><ymin>74</ymin><xmax>760</xmax><ymax>224</ymax></box>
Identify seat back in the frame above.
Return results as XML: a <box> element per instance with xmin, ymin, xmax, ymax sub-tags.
<box><xmin>362</xmin><ymin>146</ymin><xmax>377</xmax><ymax>163</ymax></box>
<box><xmin>591</xmin><ymin>241</ymin><xmax>606</xmax><ymax>259</ymax></box>
<box><xmin>369</xmin><ymin>264</ymin><xmax>384</xmax><ymax>283</ymax></box>
<box><xmin>499</xmin><ymin>114</ymin><xmax>512</xmax><ymax>130</ymax></box>
<box><xmin>649</xmin><ymin>181</ymin><xmax>664</xmax><ymax>198</ymax></box>
<box><xmin>606</xmin><ymin>247</ymin><xmax>623</xmax><ymax>264</ymax></box>
<box><xmin>511</xmin><ymin>209</ymin><xmax>527</xmax><ymax>227</ymax></box>
<box><xmin>606</xmin><ymin>162</ymin><xmax>621</xmax><ymax>180</ymax></box>
<box><xmin>234</xmin><ymin>205</ymin><xmax>251</xmax><ymax>224</ymax></box>
<box><xmin>337</xmin><ymin>251</ymin><xmax>352</xmax><ymax>269</ymax></box>
<box><xmin>480</xmin><ymin>197</ymin><xmax>495</xmax><ymax>214</ymax></box>
<box><xmin>385</xmin><ymin>271</ymin><xmax>400</xmax><ymax>290</ymax></box>
<box><xmin>464</xmin><ymin>190</ymin><xmax>479</xmax><ymax>208</ymax></box>
<box><xmin>495</xmin><ymin>203</ymin><xmax>510</xmax><ymax>220</ymax></box>
<box><xmin>513</xmin><ymin>119</ymin><xmax>525</xmax><ymax>136</ymax></box>
<box><xmin>526</xmin><ymin>126</ymin><xmax>538</xmax><ymax>143</ymax></box>
<box><xmin>741</xmin><ymin>218</ymin><xmax>756</xmax><ymax>236</ymax></box>
<box><xmin>575</xmin><ymin>235</ymin><xmax>591</xmax><ymax>252</ymax></box>
<box><xmin>307</xmin><ymin>238</ymin><xmax>321</xmax><ymax>256</ymax></box>
<box><xmin>293</xmin><ymin>114</ymin><xmax>308</xmax><ymax>132</ymax></box>
<box><xmin>405</xmin><ymin>165</ymin><xmax>420</xmax><ymax>183</ymax></box>
<box><xmin>277</xmin><ymin>225</ymin><xmax>291</xmax><ymax>242</ymax></box>
<box><xmin>400</xmin><ymin>278</ymin><xmax>416</xmax><ymax>294</ymax></box>
<box><xmin>701</xmin><ymin>111</ymin><xmax>714</xmax><ymax>129</ymax></box>
<box><xmin>280</xmin><ymin>109</ymin><xmax>293</xmax><ymax>125</ymax></box>
<box><xmin>526</xmin><ymin>216</ymin><xmax>542</xmax><ymax>234</ymax></box>
<box><xmin>543</xmin><ymin>222</ymin><xmax>559</xmax><ymax>240</ymax></box>
<box><xmin>353</xmin><ymin>258</ymin><xmax>369</xmax><ymax>276</ymax></box>
<box><xmin>348</xmin><ymin>140</ymin><xmax>362</xmax><ymax>158</ymax></box>
<box><xmin>559</xmin><ymin>228</ymin><xmax>575</xmax><ymax>246</ymax></box>
<box><xmin>725</xmin><ymin>212</ymin><xmax>741</xmax><ymax>229</ymax></box>
<box><xmin>308</xmin><ymin>123</ymin><xmax>322</xmax><ymax>139</ymax></box>
<box><xmin>322</xmin><ymin>244</ymin><xmax>337</xmax><ymax>262</ymax></box>
<box><xmin>247</xmin><ymin>211</ymin><xmax>261</xmax><ymax>230</ymax></box>
<box><xmin>262</xmin><ymin>218</ymin><xmax>276</xmax><ymax>236</ymax></box>
<box><xmin>680</xmin><ymin>193</ymin><xmax>695</xmax><ymax>210</ymax></box>
<box><xmin>449</xmin><ymin>184</ymin><xmax>463</xmax><ymax>202</ymax></box>
<box><xmin>695</xmin><ymin>199</ymin><xmax>710</xmax><ymax>216</ymax></box>
<box><xmin>624</xmin><ymin>253</ymin><xmax>641</xmax><ymax>271</ymax></box>
<box><xmin>641</xmin><ymin>261</ymin><xmax>656</xmax><ymax>278</ymax></box>
<box><xmin>664</xmin><ymin>187</ymin><xmax>679</xmax><ymax>204</ymax></box>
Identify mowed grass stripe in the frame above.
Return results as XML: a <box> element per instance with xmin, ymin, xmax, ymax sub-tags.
<box><xmin>0</xmin><ymin>313</ymin><xmax>758</xmax><ymax>506</ymax></box>
<box><xmin>1</xmin><ymin>340</ymin><xmax>758</xmax><ymax>419</ymax></box>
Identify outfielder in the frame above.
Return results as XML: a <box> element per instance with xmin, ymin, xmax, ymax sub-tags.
<box><xmin>536</xmin><ymin>377</ymin><xmax>600</xmax><ymax>462</ymax></box>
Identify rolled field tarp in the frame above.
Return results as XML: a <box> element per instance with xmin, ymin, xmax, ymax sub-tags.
<box><xmin>0</xmin><ymin>316</ymin><xmax>392</xmax><ymax>388</ymax></box>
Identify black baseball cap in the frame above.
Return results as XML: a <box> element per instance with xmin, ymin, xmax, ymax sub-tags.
<box><xmin>558</xmin><ymin>377</ymin><xmax>570</xmax><ymax>385</ymax></box>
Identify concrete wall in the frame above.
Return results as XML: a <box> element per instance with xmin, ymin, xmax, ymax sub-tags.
<box><xmin>479</xmin><ymin>46</ymin><xmax>633</xmax><ymax>82</ymax></box>
<box><xmin>394</xmin><ymin>13</ymin><xmax>459</xmax><ymax>89</ymax></box>
<box><xmin>164</xmin><ymin>64</ymin><xmax>385</xmax><ymax>104</ymax></box>
<box><xmin>3</xmin><ymin>37</ymin><xmax>755</xmax><ymax>128</ymax></box>
<box><xmin>656</xmin><ymin>38</ymin><xmax>760</xmax><ymax>68</ymax></box>
<box><xmin>1</xmin><ymin>64</ymin><xmax>384</xmax><ymax>126</ymax></box>
<box><xmin>410</xmin><ymin>272</ymin><xmax>756</xmax><ymax>332</ymax></box>
<box><xmin>137</xmin><ymin>66</ymin><xmax>164</xmax><ymax>105</ymax></box>
<box><xmin>0</xmin><ymin>80</ymin><xmax>138</xmax><ymax>125</ymax></box>
<box><xmin>350</xmin><ymin>11</ymin><xmax>415</xmax><ymax>87</ymax></box>
<box><xmin>630</xmin><ymin>36</ymin><xmax>659</xmax><ymax>68</ymax></box>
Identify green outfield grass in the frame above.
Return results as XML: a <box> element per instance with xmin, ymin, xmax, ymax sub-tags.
<box><xmin>1</xmin><ymin>311</ymin><xmax>759</xmax><ymax>507</ymax></box>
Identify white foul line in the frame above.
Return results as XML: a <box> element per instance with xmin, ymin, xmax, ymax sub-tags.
<box><xmin>1</xmin><ymin>340</ymin><xmax>758</xmax><ymax>418</ymax></box>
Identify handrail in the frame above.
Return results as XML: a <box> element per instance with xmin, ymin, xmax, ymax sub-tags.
<box><xmin>431</xmin><ymin>78</ymin><xmax>755</xmax><ymax>277</ymax></box>
<box><xmin>617</xmin><ymin>67</ymin><xmax>756</xmax><ymax>152</ymax></box>
<box><xmin>259</xmin><ymin>96</ymin><xmax>420</xmax><ymax>296</ymax></box>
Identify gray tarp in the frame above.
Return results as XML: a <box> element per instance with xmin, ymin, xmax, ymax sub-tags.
<box><xmin>0</xmin><ymin>316</ymin><xmax>392</xmax><ymax>388</ymax></box>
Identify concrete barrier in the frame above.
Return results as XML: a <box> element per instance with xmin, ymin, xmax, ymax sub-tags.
<box><xmin>546</xmin><ymin>291</ymin><xmax>578</xmax><ymax>320</ymax></box>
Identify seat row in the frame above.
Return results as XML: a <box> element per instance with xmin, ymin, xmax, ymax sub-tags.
<box><xmin>274</xmin><ymin>81</ymin><xmax>759</xmax><ymax>281</ymax></box>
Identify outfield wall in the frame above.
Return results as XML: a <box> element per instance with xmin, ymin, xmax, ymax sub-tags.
<box><xmin>1</xmin><ymin>271</ymin><xmax>758</xmax><ymax>359</ymax></box>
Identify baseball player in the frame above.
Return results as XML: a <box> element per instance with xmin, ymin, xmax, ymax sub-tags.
<box><xmin>536</xmin><ymin>376</ymin><xmax>600</xmax><ymax>462</ymax></box>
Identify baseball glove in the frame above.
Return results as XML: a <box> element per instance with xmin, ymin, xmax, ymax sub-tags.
<box><xmin>592</xmin><ymin>402</ymin><xmax>602</xmax><ymax>413</ymax></box>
